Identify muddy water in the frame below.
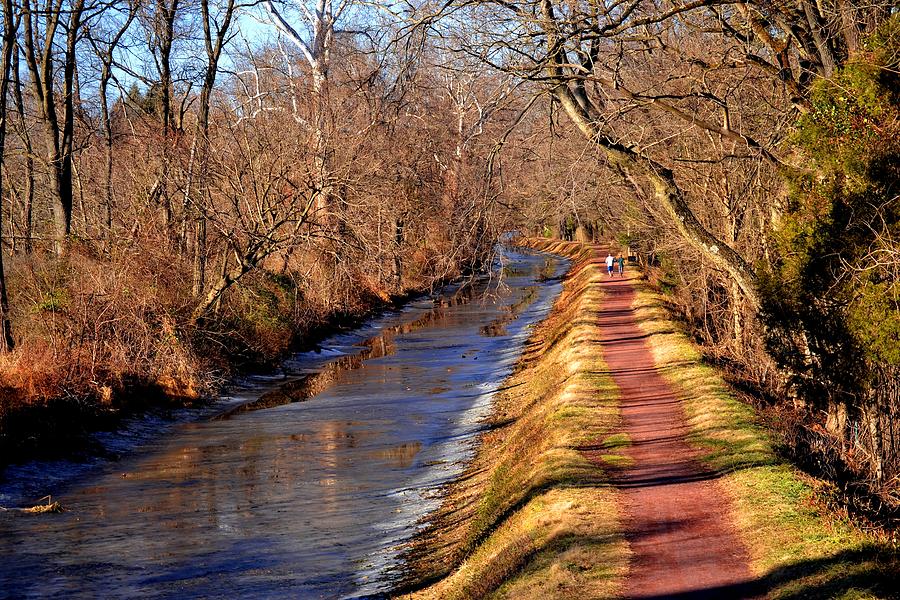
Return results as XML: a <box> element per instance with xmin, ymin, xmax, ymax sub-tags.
<box><xmin>0</xmin><ymin>249</ymin><xmax>567</xmax><ymax>599</ymax></box>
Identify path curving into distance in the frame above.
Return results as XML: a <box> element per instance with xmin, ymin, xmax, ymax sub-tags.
<box><xmin>597</xmin><ymin>271</ymin><xmax>760</xmax><ymax>599</ymax></box>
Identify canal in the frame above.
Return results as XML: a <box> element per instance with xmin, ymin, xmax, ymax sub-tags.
<box><xmin>0</xmin><ymin>248</ymin><xmax>568</xmax><ymax>599</ymax></box>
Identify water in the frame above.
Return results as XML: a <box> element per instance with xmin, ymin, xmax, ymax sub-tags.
<box><xmin>0</xmin><ymin>249</ymin><xmax>568</xmax><ymax>599</ymax></box>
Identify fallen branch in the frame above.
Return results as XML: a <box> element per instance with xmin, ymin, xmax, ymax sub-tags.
<box><xmin>0</xmin><ymin>495</ymin><xmax>64</xmax><ymax>515</ymax></box>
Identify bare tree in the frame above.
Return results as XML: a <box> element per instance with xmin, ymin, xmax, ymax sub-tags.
<box><xmin>0</xmin><ymin>0</ymin><xmax>19</xmax><ymax>349</ymax></box>
<box><xmin>190</xmin><ymin>111</ymin><xmax>320</xmax><ymax>321</ymax></box>
<box><xmin>263</xmin><ymin>0</ymin><xmax>348</xmax><ymax>220</ymax></box>
<box><xmin>86</xmin><ymin>0</ymin><xmax>138</xmax><ymax>236</ymax></box>
<box><xmin>10</xmin><ymin>44</ymin><xmax>35</xmax><ymax>253</ymax></box>
<box><xmin>132</xmin><ymin>0</ymin><xmax>185</xmax><ymax>238</ymax></box>
<box><xmin>148</xmin><ymin>0</ymin><xmax>181</xmax><ymax>135</ymax></box>
<box><xmin>20</xmin><ymin>0</ymin><xmax>87</xmax><ymax>255</ymax></box>
<box><xmin>187</xmin><ymin>0</ymin><xmax>241</xmax><ymax>296</ymax></box>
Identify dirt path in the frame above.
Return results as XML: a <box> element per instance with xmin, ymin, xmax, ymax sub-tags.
<box><xmin>598</xmin><ymin>274</ymin><xmax>760</xmax><ymax>599</ymax></box>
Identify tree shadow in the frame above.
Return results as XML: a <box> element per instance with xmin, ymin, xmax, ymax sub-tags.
<box><xmin>624</xmin><ymin>547</ymin><xmax>899</xmax><ymax>600</ymax></box>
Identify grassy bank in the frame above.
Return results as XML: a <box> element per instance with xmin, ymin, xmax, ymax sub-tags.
<box><xmin>400</xmin><ymin>240</ymin><xmax>628</xmax><ymax>599</ymax></box>
<box><xmin>630</xmin><ymin>282</ymin><xmax>900</xmax><ymax>598</ymax></box>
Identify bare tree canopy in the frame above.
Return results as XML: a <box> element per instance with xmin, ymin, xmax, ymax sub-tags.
<box><xmin>0</xmin><ymin>0</ymin><xmax>898</xmax><ymax>530</ymax></box>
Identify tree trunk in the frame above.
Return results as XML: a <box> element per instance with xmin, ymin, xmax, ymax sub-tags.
<box><xmin>156</xmin><ymin>0</ymin><xmax>178</xmax><ymax>137</ymax></box>
<box><xmin>48</xmin><ymin>156</ymin><xmax>73</xmax><ymax>253</ymax></box>
<box><xmin>837</xmin><ymin>0</ymin><xmax>860</xmax><ymax>55</ymax></box>
<box><xmin>213</xmin><ymin>247</ymin><xmax>229</xmax><ymax>315</ymax></box>
<box><xmin>73</xmin><ymin>157</ymin><xmax>87</xmax><ymax>237</ymax></box>
<box><xmin>192</xmin><ymin>218</ymin><xmax>206</xmax><ymax>297</ymax></box>
<box><xmin>100</xmin><ymin>73</ymin><xmax>114</xmax><ymax>234</ymax></box>
<box><xmin>731</xmin><ymin>281</ymin><xmax>744</xmax><ymax>354</ymax></box>
<box><xmin>311</xmin><ymin>63</ymin><xmax>332</xmax><ymax>224</ymax></box>
<box><xmin>800</xmin><ymin>0</ymin><xmax>837</xmax><ymax>77</ymax></box>
<box><xmin>190</xmin><ymin>0</ymin><xmax>235</xmax><ymax>300</ymax></box>
<box><xmin>21</xmin><ymin>0</ymin><xmax>84</xmax><ymax>256</ymax></box>
<box><xmin>58</xmin><ymin>0</ymin><xmax>83</xmax><ymax>249</ymax></box>
<box><xmin>191</xmin><ymin>255</ymin><xmax>257</xmax><ymax>323</ymax></box>
<box><xmin>826</xmin><ymin>398</ymin><xmax>851</xmax><ymax>453</ymax></box>
<box><xmin>264</xmin><ymin>1</ymin><xmax>334</xmax><ymax>225</ymax></box>
<box><xmin>0</xmin><ymin>0</ymin><xmax>17</xmax><ymax>350</ymax></box>
<box><xmin>867</xmin><ymin>402</ymin><xmax>885</xmax><ymax>483</ymax></box>
<box><xmin>394</xmin><ymin>217</ymin><xmax>404</xmax><ymax>288</ymax></box>
<box><xmin>11</xmin><ymin>49</ymin><xmax>33</xmax><ymax>254</ymax></box>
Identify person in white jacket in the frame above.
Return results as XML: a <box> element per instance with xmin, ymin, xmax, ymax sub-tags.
<box><xmin>606</xmin><ymin>253</ymin><xmax>614</xmax><ymax>277</ymax></box>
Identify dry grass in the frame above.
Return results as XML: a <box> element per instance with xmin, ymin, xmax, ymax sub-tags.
<box><xmin>631</xmin><ymin>282</ymin><xmax>900</xmax><ymax>599</ymax></box>
<box><xmin>400</xmin><ymin>239</ymin><xmax>628</xmax><ymax>599</ymax></box>
<box><xmin>421</xmin><ymin>488</ymin><xmax>626</xmax><ymax>600</ymax></box>
<box><xmin>0</xmin><ymin>231</ymin><xmax>474</xmax><ymax>464</ymax></box>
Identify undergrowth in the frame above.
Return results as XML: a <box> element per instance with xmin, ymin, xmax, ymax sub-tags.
<box><xmin>0</xmin><ymin>234</ymin><xmax>463</xmax><ymax>465</ymax></box>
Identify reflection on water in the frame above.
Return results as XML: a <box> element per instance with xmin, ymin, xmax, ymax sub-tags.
<box><xmin>217</xmin><ymin>287</ymin><xmax>482</xmax><ymax>421</ymax></box>
<box><xmin>371</xmin><ymin>442</ymin><xmax>422</xmax><ymax>469</ymax></box>
<box><xmin>0</xmin><ymin>250</ymin><xmax>567</xmax><ymax>599</ymax></box>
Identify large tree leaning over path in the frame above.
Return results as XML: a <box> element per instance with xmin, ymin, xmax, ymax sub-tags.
<box><xmin>535</xmin><ymin>1</ymin><xmax>762</xmax><ymax>310</ymax></box>
<box><xmin>429</xmin><ymin>0</ymin><xmax>767</xmax><ymax>307</ymax></box>
<box><xmin>426</xmin><ymin>0</ymin><xmax>889</xmax><ymax>313</ymax></box>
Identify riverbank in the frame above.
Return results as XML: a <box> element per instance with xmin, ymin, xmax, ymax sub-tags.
<box><xmin>401</xmin><ymin>238</ymin><xmax>898</xmax><ymax>598</ymax></box>
<box><xmin>0</xmin><ymin>296</ymin><xmax>410</xmax><ymax>468</ymax></box>
<box><xmin>0</xmin><ymin>243</ymin><xmax>467</xmax><ymax>468</ymax></box>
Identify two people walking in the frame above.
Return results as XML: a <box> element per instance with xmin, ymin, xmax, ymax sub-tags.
<box><xmin>606</xmin><ymin>253</ymin><xmax>625</xmax><ymax>277</ymax></box>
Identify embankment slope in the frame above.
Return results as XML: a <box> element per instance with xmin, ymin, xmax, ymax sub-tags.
<box><xmin>400</xmin><ymin>242</ymin><xmax>628</xmax><ymax>598</ymax></box>
<box><xmin>402</xmin><ymin>239</ymin><xmax>898</xmax><ymax>599</ymax></box>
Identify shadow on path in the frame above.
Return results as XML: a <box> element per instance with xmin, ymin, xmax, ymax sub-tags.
<box><xmin>596</xmin><ymin>274</ymin><xmax>759</xmax><ymax>599</ymax></box>
<box><xmin>625</xmin><ymin>547</ymin><xmax>898</xmax><ymax>600</ymax></box>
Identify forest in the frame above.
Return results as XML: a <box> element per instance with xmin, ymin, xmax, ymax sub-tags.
<box><xmin>0</xmin><ymin>0</ymin><xmax>898</xmax><ymax>529</ymax></box>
